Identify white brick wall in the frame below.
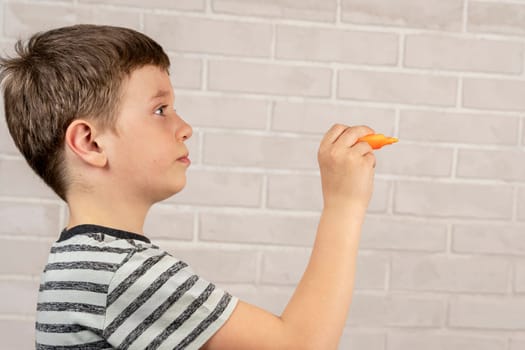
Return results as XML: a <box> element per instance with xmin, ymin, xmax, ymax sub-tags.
<box><xmin>1</xmin><ymin>0</ymin><xmax>524</xmax><ymax>348</ymax></box>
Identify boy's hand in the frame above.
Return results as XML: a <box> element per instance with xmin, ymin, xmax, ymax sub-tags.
<box><xmin>317</xmin><ymin>124</ymin><xmax>376</xmax><ymax>215</ymax></box>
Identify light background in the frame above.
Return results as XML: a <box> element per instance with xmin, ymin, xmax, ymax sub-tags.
<box><xmin>1</xmin><ymin>0</ymin><xmax>525</xmax><ymax>349</ymax></box>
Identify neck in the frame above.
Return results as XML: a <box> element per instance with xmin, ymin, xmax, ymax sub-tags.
<box><xmin>66</xmin><ymin>191</ymin><xmax>151</xmax><ymax>235</ymax></box>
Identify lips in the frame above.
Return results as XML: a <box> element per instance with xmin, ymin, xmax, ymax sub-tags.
<box><xmin>177</xmin><ymin>153</ymin><xmax>191</xmax><ymax>165</ymax></box>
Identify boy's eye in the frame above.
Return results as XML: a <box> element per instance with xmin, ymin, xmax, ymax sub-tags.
<box><xmin>154</xmin><ymin>105</ymin><xmax>168</xmax><ymax>116</ymax></box>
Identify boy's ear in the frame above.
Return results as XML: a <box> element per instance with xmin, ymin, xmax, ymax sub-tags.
<box><xmin>65</xmin><ymin>119</ymin><xmax>108</xmax><ymax>168</ymax></box>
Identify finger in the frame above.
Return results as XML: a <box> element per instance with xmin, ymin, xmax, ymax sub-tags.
<box><xmin>322</xmin><ymin>124</ymin><xmax>350</xmax><ymax>145</ymax></box>
<box><xmin>351</xmin><ymin>139</ymin><xmax>374</xmax><ymax>156</ymax></box>
<box><xmin>337</xmin><ymin>125</ymin><xmax>375</xmax><ymax>148</ymax></box>
<box><xmin>319</xmin><ymin>124</ymin><xmax>350</xmax><ymax>153</ymax></box>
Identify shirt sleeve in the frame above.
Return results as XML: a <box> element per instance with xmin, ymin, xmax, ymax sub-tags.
<box><xmin>103</xmin><ymin>247</ymin><xmax>238</xmax><ymax>350</ymax></box>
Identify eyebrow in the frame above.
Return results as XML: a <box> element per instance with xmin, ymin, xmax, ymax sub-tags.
<box><xmin>150</xmin><ymin>89</ymin><xmax>171</xmax><ymax>100</ymax></box>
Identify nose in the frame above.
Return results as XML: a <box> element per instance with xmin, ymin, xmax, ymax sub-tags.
<box><xmin>175</xmin><ymin>113</ymin><xmax>193</xmax><ymax>142</ymax></box>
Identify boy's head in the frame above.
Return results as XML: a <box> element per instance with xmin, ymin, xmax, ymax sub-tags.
<box><xmin>0</xmin><ymin>24</ymin><xmax>175</xmax><ymax>201</ymax></box>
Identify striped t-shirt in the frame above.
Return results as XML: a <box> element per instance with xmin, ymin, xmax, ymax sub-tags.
<box><xmin>35</xmin><ymin>224</ymin><xmax>238</xmax><ymax>349</ymax></box>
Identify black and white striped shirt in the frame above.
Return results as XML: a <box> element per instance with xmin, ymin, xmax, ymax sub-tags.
<box><xmin>35</xmin><ymin>224</ymin><xmax>238</xmax><ymax>349</ymax></box>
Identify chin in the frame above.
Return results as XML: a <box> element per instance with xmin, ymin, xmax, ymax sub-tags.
<box><xmin>161</xmin><ymin>181</ymin><xmax>187</xmax><ymax>201</ymax></box>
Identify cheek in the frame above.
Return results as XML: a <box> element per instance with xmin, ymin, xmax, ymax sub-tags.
<box><xmin>146</xmin><ymin>145</ymin><xmax>176</xmax><ymax>170</ymax></box>
<box><xmin>117</xmin><ymin>124</ymin><xmax>175</xmax><ymax>170</ymax></box>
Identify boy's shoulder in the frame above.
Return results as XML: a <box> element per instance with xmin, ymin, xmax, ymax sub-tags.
<box><xmin>45</xmin><ymin>225</ymin><xmax>170</xmax><ymax>286</ymax></box>
<box><xmin>40</xmin><ymin>227</ymin><xmax>163</xmax><ymax>304</ymax></box>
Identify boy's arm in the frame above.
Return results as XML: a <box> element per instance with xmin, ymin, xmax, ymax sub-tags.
<box><xmin>203</xmin><ymin>124</ymin><xmax>376</xmax><ymax>350</ymax></box>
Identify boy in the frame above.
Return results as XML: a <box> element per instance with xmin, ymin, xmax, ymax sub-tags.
<box><xmin>1</xmin><ymin>25</ymin><xmax>376</xmax><ymax>349</ymax></box>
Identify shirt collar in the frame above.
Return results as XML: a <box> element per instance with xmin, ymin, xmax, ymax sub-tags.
<box><xmin>57</xmin><ymin>224</ymin><xmax>151</xmax><ymax>243</ymax></box>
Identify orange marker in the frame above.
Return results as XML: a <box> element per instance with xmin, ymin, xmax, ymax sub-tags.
<box><xmin>358</xmin><ymin>134</ymin><xmax>398</xmax><ymax>150</ymax></box>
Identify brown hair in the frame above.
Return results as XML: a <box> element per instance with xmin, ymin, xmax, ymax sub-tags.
<box><xmin>0</xmin><ymin>24</ymin><xmax>170</xmax><ymax>201</ymax></box>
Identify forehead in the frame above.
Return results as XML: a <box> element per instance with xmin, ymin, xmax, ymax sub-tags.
<box><xmin>121</xmin><ymin>65</ymin><xmax>173</xmax><ymax>101</ymax></box>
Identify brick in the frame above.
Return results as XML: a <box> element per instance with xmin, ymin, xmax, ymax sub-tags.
<box><xmin>272</xmin><ymin>101</ymin><xmax>396</xmax><ymax>135</ymax></box>
<box><xmin>468</xmin><ymin>2</ymin><xmax>525</xmax><ymax>36</ymax></box>
<box><xmin>267</xmin><ymin>175</ymin><xmax>390</xmax><ymax>213</ymax></box>
<box><xmin>361</xmin><ymin>217</ymin><xmax>447</xmax><ymax>252</ymax></box>
<box><xmin>176</xmin><ymin>95</ymin><xmax>268</xmax><ymax>130</ymax></box>
<box><xmin>457</xmin><ymin>149</ymin><xmax>525</xmax><ymax>182</ymax></box>
<box><xmin>209</xmin><ymin>60</ymin><xmax>332</xmax><ymax>97</ymax></box>
<box><xmin>169</xmin><ymin>56</ymin><xmax>202</xmax><ymax>89</ymax></box>
<box><xmin>164</xmin><ymin>245</ymin><xmax>258</xmax><ymax>284</ymax></box>
<box><xmin>0</xmin><ymin>280</ymin><xmax>39</xmax><ymax>315</ymax></box>
<box><xmin>144</xmin><ymin>15</ymin><xmax>272</xmax><ymax>57</ymax></box>
<box><xmin>453</xmin><ymin>224</ymin><xmax>525</xmax><ymax>257</ymax></box>
<box><xmin>0</xmin><ymin>319</ymin><xmax>35</xmax><ymax>349</ymax></box>
<box><xmin>5</xmin><ymin>3</ymin><xmax>78</xmax><ymax>38</ymax></box>
<box><xmin>212</xmin><ymin>0</ymin><xmax>337</xmax><ymax>22</ymax></box>
<box><xmin>260</xmin><ymin>248</ymin><xmax>310</xmax><ymax>285</ymax></box>
<box><xmin>516</xmin><ymin>263</ymin><xmax>525</xmax><ymax>293</ymax></box>
<box><xmin>354</xmin><ymin>252</ymin><xmax>388</xmax><ymax>290</ymax></box>
<box><xmin>276</xmin><ymin>25</ymin><xmax>398</xmax><ymax>66</ymax></box>
<box><xmin>203</xmin><ymin>133</ymin><xmax>318</xmax><ymax>169</ymax></box>
<box><xmin>399</xmin><ymin>110</ymin><xmax>519</xmax><ymax>146</ymax></box>
<box><xmin>463</xmin><ymin>78</ymin><xmax>525</xmax><ymax>112</ymax></box>
<box><xmin>144</xmin><ymin>204</ymin><xmax>193</xmax><ymax>240</ymax></box>
<box><xmin>261</xmin><ymin>250</ymin><xmax>388</xmax><ymax>289</ymax></box>
<box><xmin>510</xmin><ymin>338</ymin><xmax>525</xmax><ymax>350</ymax></box>
<box><xmin>76</xmin><ymin>6</ymin><xmax>141</xmax><ymax>30</ymax></box>
<box><xmin>0</xmin><ymin>158</ymin><xmax>59</xmax><ymax>199</ymax></box>
<box><xmin>388</xmin><ymin>331</ymin><xmax>506</xmax><ymax>350</ymax></box>
<box><xmin>338</xmin><ymin>70</ymin><xmax>457</xmax><ymax>107</ymax></box>
<box><xmin>518</xmin><ymin>188</ymin><xmax>525</xmax><ymax>221</ymax></box>
<box><xmin>391</xmin><ymin>255</ymin><xmax>510</xmax><ymax>294</ymax></box>
<box><xmin>449</xmin><ymin>296</ymin><xmax>525</xmax><ymax>330</ymax></box>
<box><xmin>79</xmin><ymin>0</ymin><xmax>205</xmax><ymax>11</ymax></box>
<box><xmin>267</xmin><ymin>174</ymin><xmax>321</xmax><ymax>211</ymax></box>
<box><xmin>199</xmin><ymin>212</ymin><xmax>317</xmax><ymax>246</ymax></box>
<box><xmin>375</xmin><ymin>144</ymin><xmax>453</xmax><ymax>177</ymax></box>
<box><xmin>0</xmin><ymin>238</ymin><xmax>52</xmax><ymax>275</ymax></box>
<box><xmin>368</xmin><ymin>180</ymin><xmax>391</xmax><ymax>214</ymax></box>
<box><xmin>522</xmin><ymin>122</ymin><xmax>525</xmax><ymax>147</ymax></box>
<box><xmin>168</xmin><ymin>169</ymin><xmax>262</xmax><ymax>207</ymax></box>
<box><xmin>394</xmin><ymin>181</ymin><xmax>513</xmax><ymax>219</ymax></box>
<box><xmin>0</xmin><ymin>39</ymin><xmax>17</xmax><ymax>60</ymax></box>
<box><xmin>348</xmin><ymin>293</ymin><xmax>446</xmax><ymax>327</ymax></box>
<box><xmin>5</xmin><ymin>3</ymin><xmax>141</xmax><ymax>38</ymax></box>
<box><xmin>0</xmin><ymin>201</ymin><xmax>60</xmax><ymax>236</ymax></box>
<box><xmin>339</xmin><ymin>329</ymin><xmax>385</xmax><ymax>350</ymax></box>
<box><xmin>341</xmin><ymin>0</ymin><xmax>463</xmax><ymax>31</ymax></box>
<box><xmin>405</xmin><ymin>34</ymin><xmax>523</xmax><ymax>74</ymax></box>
